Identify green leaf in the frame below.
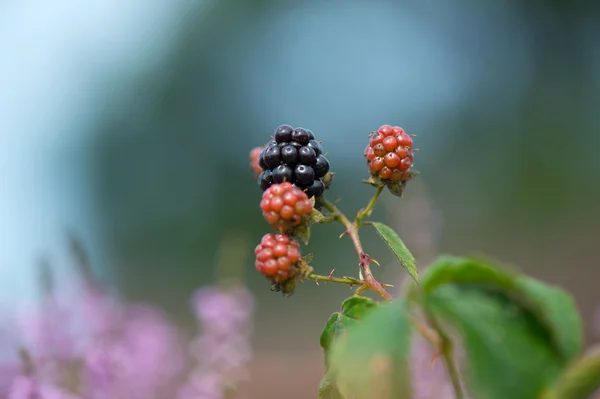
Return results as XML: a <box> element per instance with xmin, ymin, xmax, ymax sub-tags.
<box><xmin>418</xmin><ymin>256</ymin><xmax>584</xmax><ymax>399</ymax></box>
<box><xmin>369</xmin><ymin>222</ymin><xmax>418</xmax><ymax>283</ymax></box>
<box><xmin>318</xmin><ymin>372</ymin><xmax>344</xmax><ymax>399</ymax></box>
<box><xmin>328</xmin><ymin>300</ymin><xmax>413</xmax><ymax>399</ymax></box>
<box><xmin>420</xmin><ymin>256</ymin><xmax>583</xmax><ymax>362</ymax></box>
<box><xmin>320</xmin><ymin>297</ymin><xmax>378</xmax><ymax>367</ymax></box>
<box><xmin>295</xmin><ymin>223</ymin><xmax>310</xmax><ymax>245</ymax></box>
<box><xmin>421</xmin><ymin>255</ymin><xmax>516</xmax><ymax>294</ymax></box>
<box><xmin>542</xmin><ymin>345</ymin><xmax>600</xmax><ymax>399</ymax></box>
<box><xmin>310</xmin><ymin>208</ymin><xmax>332</xmax><ymax>224</ymax></box>
<box><xmin>424</xmin><ymin>286</ymin><xmax>565</xmax><ymax>399</ymax></box>
<box><xmin>514</xmin><ymin>277</ymin><xmax>583</xmax><ymax>361</ymax></box>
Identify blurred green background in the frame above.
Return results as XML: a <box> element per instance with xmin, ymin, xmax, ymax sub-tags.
<box><xmin>1</xmin><ymin>1</ymin><xmax>599</xmax><ymax>397</ymax></box>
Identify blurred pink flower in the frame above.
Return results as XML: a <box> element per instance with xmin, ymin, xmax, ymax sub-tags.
<box><xmin>410</xmin><ymin>333</ymin><xmax>457</xmax><ymax>399</ymax></box>
<box><xmin>16</xmin><ymin>297</ymin><xmax>74</xmax><ymax>361</ymax></box>
<box><xmin>8</xmin><ymin>375</ymin><xmax>80</xmax><ymax>399</ymax></box>
<box><xmin>180</xmin><ymin>284</ymin><xmax>255</xmax><ymax>399</ymax></box>
<box><xmin>80</xmin><ymin>301</ymin><xmax>184</xmax><ymax>399</ymax></box>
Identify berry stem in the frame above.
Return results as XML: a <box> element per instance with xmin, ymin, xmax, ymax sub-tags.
<box><xmin>322</xmin><ymin>198</ymin><xmax>392</xmax><ymax>301</ymax></box>
<box><xmin>356</xmin><ymin>185</ymin><xmax>384</xmax><ymax>226</ymax></box>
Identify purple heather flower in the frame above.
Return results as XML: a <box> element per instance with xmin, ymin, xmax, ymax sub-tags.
<box><xmin>410</xmin><ymin>333</ymin><xmax>456</xmax><ymax>399</ymax></box>
<box><xmin>180</xmin><ymin>284</ymin><xmax>255</xmax><ymax>399</ymax></box>
<box><xmin>192</xmin><ymin>286</ymin><xmax>254</xmax><ymax>333</ymax></box>
<box><xmin>81</xmin><ymin>304</ymin><xmax>184</xmax><ymax>399</ymax></box>
<box><xmin>7</xmin><ymin>375</ymin><xmax>80</xmax><ymax>399</ymax></box>
<box><xmin>16</xmin><ymin>297</ymin><xmax>74</xmax><ymax>361</ymax></box>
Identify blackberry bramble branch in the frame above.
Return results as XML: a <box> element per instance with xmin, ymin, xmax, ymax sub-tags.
<box><xmin>250</xmin><ymin>124</ymin><xmax>418</xmax><ymax>298</ymax></box>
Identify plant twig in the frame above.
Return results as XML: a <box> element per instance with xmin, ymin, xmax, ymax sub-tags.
<box><xmin>356</xmin><ymin>185</ymin><xmax>384</xmax><ymax>225</ymax></box>
<box><xmin>425</xmin><ymin>313</ymin><xmax>464</xmax><ymax>399</ymax></box>
<box><xmin>306</xmin><ymin>273</ymin><xmax>394</xmax><ymax>288</ymax></box>
<box><xmin>322</xmin><ymin>197</ymin><xmax>392</xmax><ymax>301</ymax></box>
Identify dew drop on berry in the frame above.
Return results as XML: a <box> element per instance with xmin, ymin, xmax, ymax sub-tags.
<box><xmin>272</xmin><ymin>165</ymin><xmax>293</xmax><ymax>183</ymax></box>
<box><xmin>280</xmin><ymin>205</ymin><xmax>295</xmax><ymax>220</ymax></box>
<box><xmin>281</xmin><ymin>145</ymin><xmax>298</xmax><ymax>166</ymax></box>
<box><xmin>369</xmin><ymin>157</ymin><xmax>385</xmax><ymax>173</ymax></box>
<box><xmin>382</xmin><ymin>136</ymin><xmax>398</xmax><ymax>152</ymax></box>
<box><xmin>307</xmin><ymin>140</ymin><xmax>322</xmax><ymax>156</ymax></box>
<box><xmin>384</xmin><ymin>152</ymin><xmax>401</xmax><ymax>168</ymax></box>
<box><xmin>294</xmin><ymin>165</ymin><xmax>315</xmax><ymax>186</ymax></box>
<box><xmin>313</xmin><ymin>155</ymin><xmax>330</xmax><ymax>178</ymax></box>
<box><xmin>274</xmin><ymin>125</ymin><xmax>294</xmax><ymax>143</ymax></box>
<box><xmin>298</xmin><ymin>146</ymin><xmax>317</xmax><ymax>165</ymax></box>
<box><xmin>305</xmin><ymin>179</ymin><xmax>324</xmax><ymax>198</ymax></box>
<box><xmin>263</xmin><ymin>145</ymin><xmax>282</xmax><ymax>168</ymax></box>
<box><xmin>291</xmin><ymin>128</ymin><xmax>310</xmax><ymax>145</ymax></box>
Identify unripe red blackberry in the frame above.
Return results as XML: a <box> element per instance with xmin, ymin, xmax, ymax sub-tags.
<box><xmin>255</xmin><ymin>233</ymin><xmax>301</xmax><ymax>283</ymax></box>
<box><xmin>364</xmin><ymin>125</ymin><xmax>415</xmax><ymax>182</ymax></box>
<box><xmin>256</xmin><ymin>125</ymin><xmax>331</xmax><ymax>198</ymax></box>
<box><xmin>250</xmin><ymin>146</ymin><xmax>265</xmax><ymax>177</ymax></box>
<box><xmin>261</xmin><ymin>182</ymin><xmax>313</xmax><ymax>234</ymax></box>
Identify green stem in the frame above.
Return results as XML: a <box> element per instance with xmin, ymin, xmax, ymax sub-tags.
<box><xmin>425</xmin><ymin>313</ymin><xmax>464</xmax><ymax>399</ymax></box>
<box><xmin>307</xmin><ymin>273</ymin><xmax>363</xmax><ymax>286</ymax></box>
<box><xmin>322</xmin><ymin>198</ymin><xmax>392</xmax><ymax>301</ymax></box>
<box><xmin>356</xmin><ymin>185</ymin><xmax>384</xmax><ymax>225</ymax></box>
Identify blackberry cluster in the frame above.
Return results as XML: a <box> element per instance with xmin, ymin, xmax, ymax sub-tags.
<box><xmin>364</xmin><ymin>124</ymin><xmax>415</xmax><ymax>182</ymax></box>
<box><xmin>257</xmin><ymin>125</ymin><xmax>330</xmax><ymax>198</ymax></box>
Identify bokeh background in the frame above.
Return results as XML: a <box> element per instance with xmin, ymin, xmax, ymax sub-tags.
<box><xmin>1</xmin><ymin>1</ymin><xmax>600</xmax><ymax>397</ymax></box>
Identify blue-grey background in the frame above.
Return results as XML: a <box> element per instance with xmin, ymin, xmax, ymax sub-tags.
<box><xmin>1</xmin><ymin>1</ymin><xmax>599</xmax><ymax>397</ymax></box>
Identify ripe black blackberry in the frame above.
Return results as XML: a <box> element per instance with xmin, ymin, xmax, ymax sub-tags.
<box><xmin>257</xmin><ymin>125</ymin><xmax>330</xmax><ymax>198</ymax></box>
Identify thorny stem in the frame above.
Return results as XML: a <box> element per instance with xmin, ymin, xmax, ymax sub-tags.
<box><xmin>322</xmin><ymin>197</ymin><xmax>392</xmax><ymax>301</ymax></box>
<box><xmin>307</xmin><ymin>273</ymin><xmax>394</xmax><ymax>288</ymax></box>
